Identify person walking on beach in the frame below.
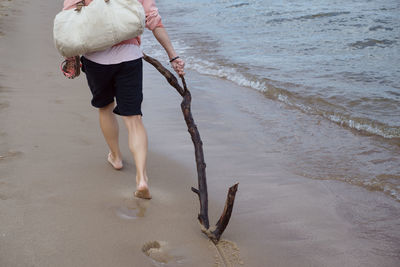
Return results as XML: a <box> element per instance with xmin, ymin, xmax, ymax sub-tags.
<box><xmin>61</xmin><ymin>0</ymin><xmax>185</xmax><ymax>199</ymax></box>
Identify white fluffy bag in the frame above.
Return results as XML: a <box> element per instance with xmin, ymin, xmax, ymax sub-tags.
<box><xmin>53</xmin><ymin>0</ymin><xmax>145</xmax><ymax>57</ymax></box>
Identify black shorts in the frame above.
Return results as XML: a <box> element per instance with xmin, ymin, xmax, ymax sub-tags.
<box><xmin>81</xmin><ymin>56</ymin><xmax>143</xmax><ymax>116</ymax></box>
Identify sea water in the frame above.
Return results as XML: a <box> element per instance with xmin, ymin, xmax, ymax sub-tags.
<box><xmin>142</xmin><ymin>0</ymin><xmax>400</xmax><ymax>201</ymax></box>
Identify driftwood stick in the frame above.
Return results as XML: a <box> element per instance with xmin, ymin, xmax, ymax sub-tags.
<box><xmin>180</xmin><ymin>79</ymin><xmax>210</xmax><ymax>229</ymax></box>
<box><xmin>211</xmin><ymin>183</ymin><xmax>239</xmax><ymax>241</ymax></box>
<box><xmin>142</xmin><ymin>53</ymin><xmax>238</xmax><ymax>242</ymax></box>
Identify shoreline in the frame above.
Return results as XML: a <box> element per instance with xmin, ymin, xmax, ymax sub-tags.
<box><xmin>152</xmin><ymin>0</ymin><xmax>400</xmax><ymax>141</ymax></box>
<box><xmin>144</xmin><ymin>0</ymin><xmax>400</xmax><ymax>201</ymax></box>
<box><xmin>1</xmin><ymin>0</ymin><xmax>400</xmax><ymax>266</ymax></box>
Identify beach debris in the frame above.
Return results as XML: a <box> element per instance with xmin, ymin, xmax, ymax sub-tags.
<box><xmin>143</xmin><ymin>54</ymin><xmax>239</xmax><ymax>243</ymax></box>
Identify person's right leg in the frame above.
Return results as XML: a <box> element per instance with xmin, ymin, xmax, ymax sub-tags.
<box><xmin>113</xmin><ymin>58</ymin><xmax>150</xmax><ymax>198</ymax></box>
<box><xmin>122</xmin><ymin>115</ymin><xmax>151</xmax><ymax>199</ymax></box>
<box><xmin>99</xmin><ymin>102</ymin><xmax>123</xmax><ymax>170</ymax></box>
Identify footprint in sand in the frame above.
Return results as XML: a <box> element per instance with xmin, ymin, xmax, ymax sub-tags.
<box><xmin>0</xmin><ymin>150</ymin><xmax>23</xmax><ymax>161</ymax></box>
<box><xmin>0</xmin><ymin>181</ymin><xmax>10</xmax><ymax>200</ymax></box>
<box><xmin>142</xmin><ymin>241</ymin><xmax>184</xmax><ymax>266</ymax></box>
<box><xmin>113</xmin><ymin>199</ymin><xmax>147</xmax><ymax>220</ymax></box>
<box><xmin>0</xmin><ymin>101</ymin><xmax>9</xmax><ymax>110</ymax></box>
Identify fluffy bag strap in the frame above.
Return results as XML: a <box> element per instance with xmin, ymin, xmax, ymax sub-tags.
<box><xmin>74</xmin><ymin>0</ymin><xmax>110</xmax><ymax>12</ymax></box>
<box><xmin>75</xmin><ymin>1</ymin><xmax>86</xmax><ymax>12</ymax></box>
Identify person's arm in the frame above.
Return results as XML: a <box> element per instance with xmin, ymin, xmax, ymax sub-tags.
<box><xmin>142</xmin><ymin>0</ymin><xmax>185</xmax><ymax>76</ymax></box>
<box><xmin>152</xmin><ymin>27</ymin><xmax>185</xmax><ymax>76</ymax></box>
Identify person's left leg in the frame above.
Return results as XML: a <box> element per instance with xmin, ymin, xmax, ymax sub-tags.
<box><xmin>122</xmin><ymin>115</ymin><xmax>151</xmax><ymax>199</ymax></box>
<box><xmin>80</xmin><ymin>56</ymin><xmax>122</xmax><ymax>170</ymax></box>
<box><xmin>99</xmin><ymin>102</ymin><xmax>123</xmax><ymax>170</ymax></box>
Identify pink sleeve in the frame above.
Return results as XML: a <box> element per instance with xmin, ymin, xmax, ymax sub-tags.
<box><xmin>140</xmin><ymin>0</ymin><xmax>164</xmax><ymax>30</ymax></box>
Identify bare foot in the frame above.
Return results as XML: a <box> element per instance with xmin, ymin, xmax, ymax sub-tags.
<box><xmin>134</xmin><ymin>185</ymin><xmax>152</xmax><ymax>200</ymax></box>
<box><xmin>107</xmin><ymin>152</ymin><xmax>123</xmax><ymax>170</ymax></box>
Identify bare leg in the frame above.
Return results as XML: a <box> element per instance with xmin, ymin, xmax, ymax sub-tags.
<box><xmin>122</xmin><ymin>115</ymin><xmax>151</xmax><ymax>199</ymax></box>
<box><xmin>99</xmin><ymin>102</ymin><xmax>123</xmax><ymax>170</ymax></box>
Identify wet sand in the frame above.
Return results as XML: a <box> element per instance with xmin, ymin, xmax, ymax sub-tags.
<box><xmin>1</xmin><ymin>0</ymin><xmax>400</xmax><ymax>266</ymax></box>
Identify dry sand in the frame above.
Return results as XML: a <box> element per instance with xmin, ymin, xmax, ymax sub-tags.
<box><xmin>1</xmin><ymin>0</ymin><xmax>400</xmax><ymax>266</ymax></box>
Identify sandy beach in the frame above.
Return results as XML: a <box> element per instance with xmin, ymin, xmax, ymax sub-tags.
<box><xmin>1</xmin><ymin>0</ymin><xmax>400</xmax><ymax>266</ymax></box>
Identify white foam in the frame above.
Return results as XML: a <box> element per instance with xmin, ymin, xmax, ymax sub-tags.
<box><xmin>182</xmin><ymin>56</ymin><xmax>267</xmax><ymax>92</ymax></box>
<box><xmin>143</xmin><ymin>38</ymin><xmax>269</xmax><ymax>92</ymax></box>
<box><xmin>326</xmin><ymin>114</ymin><xmax>400</xmax><ymax>139</ymax></box>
